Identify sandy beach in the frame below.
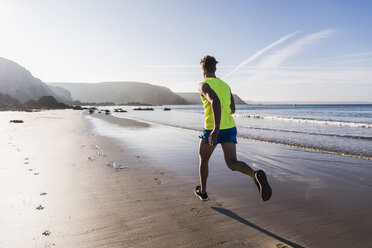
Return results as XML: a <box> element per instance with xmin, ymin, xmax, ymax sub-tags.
<box><xmin>1</xmin><ymin>109</ymin><xmax>372</xmax><ymax>248</ymax></box>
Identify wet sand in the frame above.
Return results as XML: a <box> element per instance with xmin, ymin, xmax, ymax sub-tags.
<box><xmin>1</xmin><ymin>110</ymin><xmax>372</xmax><ymax>247</ymax></box>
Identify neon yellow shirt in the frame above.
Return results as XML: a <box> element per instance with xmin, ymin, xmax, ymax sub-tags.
<box><xmin>200</xmin><ymin>77</ymin><xmax>236</xmax><ymax>130</ymax></box>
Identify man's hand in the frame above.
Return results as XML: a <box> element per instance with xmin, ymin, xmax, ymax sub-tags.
<box><xmin>209</xmin><ymin>128</ymin><xmax>220</xmax><ymax>146</ymax></box>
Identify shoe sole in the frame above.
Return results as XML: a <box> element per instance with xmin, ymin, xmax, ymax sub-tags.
<box><xmin>255</xmin><ymin>170</ymin><xmax>272</xmax><ymax>201</ymax></box>
<box><xmin>194</xmin><ymin>189</ymin><xmax>209</xmax><ymax>201</ymax></box>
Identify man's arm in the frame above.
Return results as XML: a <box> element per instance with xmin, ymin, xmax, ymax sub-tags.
<box><xmin>199</xmin><ymin>83</ymin><xmax>221</xmax><ymax>145</ymax></box>
<box><xmin>230</xmin><ymin>92</ymin><xmax>235</xmax><ymax>114</ymax></box>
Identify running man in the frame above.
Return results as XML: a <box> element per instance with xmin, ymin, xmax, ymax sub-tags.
<box><xmin>194</xmin><ymin>55</ymin><xmax>272</xmax><ymax>202</ymax></box>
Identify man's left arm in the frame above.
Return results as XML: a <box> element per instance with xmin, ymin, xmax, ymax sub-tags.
<box><xmin>199</xmin><ymin>83</ymin><xmax>221</xmax><ymax>146</ymax></box>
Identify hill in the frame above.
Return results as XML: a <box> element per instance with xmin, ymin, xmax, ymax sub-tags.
<box><xmin>0</xmin><ymin>92</ymin><xmax>23</xmax><ymax>109</ymax></box>
<box><xmin>0</xmin><ymin>57</ymin><xmax>61</xmax><ymax>103</ymax></box>
<box><xmin>48</xmin><ymin>85</ymin><xmax>73</xmax><ymax>103</ymax></box>
<box><xmin>176</xmin><ymin>92</ymin><xmax>246</xmax><ymax>104</ymax></box>
<box><xmin>25</xmin><ymin>96</ymin><xmax>69</xmax><ymax>109</ymax></box>
<box><xmin>48</xmin><ymin>82</ymin><xmax>187</xmax><ymax>105</ymax></box>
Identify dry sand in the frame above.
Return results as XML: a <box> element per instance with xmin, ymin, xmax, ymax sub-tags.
<box><xmin>1</xmin><ymin>110</ymin><xmax>372</xmax><ymax>248</ymax></box>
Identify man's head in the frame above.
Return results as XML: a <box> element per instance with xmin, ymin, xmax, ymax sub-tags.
<box><xmin>200</xmin><ymin>55</ymin><xmax>218</xmax><ymax>76</ymax></box>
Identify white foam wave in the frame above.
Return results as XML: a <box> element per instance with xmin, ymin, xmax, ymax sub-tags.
<box><xmin>235</xmin><ymin>114</ymin><xmax>372</xmax><ymax>129</ymax></box>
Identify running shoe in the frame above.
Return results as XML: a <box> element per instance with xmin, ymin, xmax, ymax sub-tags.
<box><xmin>194</xmin><ymin>185</ymin><xmax>209</xmax><ymax>201</ymax></box>
<box><xmin>254</xmin><ymin>170</ymin><xmax>272</xmax><ymax>201</ymax></box>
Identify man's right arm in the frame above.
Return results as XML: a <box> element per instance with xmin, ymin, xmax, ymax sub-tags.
<box><xmin>230</xmin><ymin>92</ymin><xmax>235</xmax><ymax>114</ymax></box>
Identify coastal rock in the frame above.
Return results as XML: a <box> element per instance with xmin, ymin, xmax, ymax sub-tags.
<box><xmin>25</xmin><ymin>96</ymin><xmax>69</xmax><ymax>109</ymax></box>
<box><xmin>0</xmin><ymin>92</ymin><xmax>26</xmax><ymax>111</ymax></box>
<box><xmin>114</xmin><ymin>108</ymin><xmax>127</xmax><ymax>112</ymax></box>
<box><xmin>9</xmin><ymin>120</ymin><xmax>24</xmax><ymax>123</ymax></box>
<box><xmin>133</xmin><ymin>107</ymin><xmax>154</xmax><ymax>111</ymax></box>
<box><xmin>72</xmin><ymin>105</ymin><xmax>83</xmax><ymax>110</ymax></box>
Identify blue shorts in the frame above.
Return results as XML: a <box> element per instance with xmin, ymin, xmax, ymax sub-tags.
<box><xmin>199</xmin><ymin>127</ymin><xmax>237</xmax><ymax>144</ymax></box>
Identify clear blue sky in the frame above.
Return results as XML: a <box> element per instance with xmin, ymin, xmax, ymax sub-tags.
<box><xmin>1</xmin><ymin>0</ymin><xmax>371</xmax><ymax>101</ymax></box>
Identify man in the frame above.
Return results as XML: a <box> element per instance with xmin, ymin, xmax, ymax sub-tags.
<box><xmin>194</xmin><ymin>55</ymin><xmax>272</xmax><ymax>202</ymax></box>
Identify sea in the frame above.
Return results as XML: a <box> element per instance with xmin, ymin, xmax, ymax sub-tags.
<box><xmin>95</xmin><ymin>104</ymin><xmax>372</xmax><ymax>160</ymax></box>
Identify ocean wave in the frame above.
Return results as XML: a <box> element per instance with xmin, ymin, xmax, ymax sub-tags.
<box><xmin>242</xmin><ymin>126</ymin><xmax>372</xmax><ymax>140</ymax></box>
<box><xmin>235</xmin><ymin>114</ymin><xmax>372</xmax><ymax>128</ymax></box>
<box><xmin>88</xmin><ymin>115</ymin><xmax>372</xmax><ymax>160</ymax></box>
<box><xmin>93</xmin><ymin>114</ymin><xmax>372</xmax><ymax>161</ymax></box>
<box><xmin>236</xmin><ymin>135</ymin><xmax>372</xmax><ymax>161</ymax></box>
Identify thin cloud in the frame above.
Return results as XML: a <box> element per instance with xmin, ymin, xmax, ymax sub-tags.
<box><xmin>258</xmin><ymin>29</ymin><xmax>335</xmax><ymax>69</ymax></box>
<box><xmin>243</xmin><ymin>29</ymin><xmax>336</xmax><ymax>83</ymax></box>
<box><xmin>223</xmin><ymin>31</ymin><xmax>299</xmax><ymax>79</ymax></box>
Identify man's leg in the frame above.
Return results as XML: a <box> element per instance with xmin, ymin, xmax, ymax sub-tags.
<box><xmin>221</xmin><ymin>142</ymin><xmax>255</xmax><ymax>180</ymax></box>
<box><xmin>198</xmin><ymin>139</ymin><xmax>216</xmax><ymax>194</ymax></box>
<box><xmin>221</xmin><ymin>142</ymin><xmax>272</xmax><ymax>201</ymax></box>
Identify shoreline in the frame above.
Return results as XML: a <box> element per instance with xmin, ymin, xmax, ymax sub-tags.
<box><xmin>100</xmin><ymin>111</ymin><xmax>372</xmax><ymax>161</ymax></box>
<box><xmin>1</xmin><ymin>109</ymin><xmax>372</xmax><ymax>247</ymax></box>
<box><xmin>86</xmin><ymin>111</ymin><xmax>372</xmax><ymax>247</ymax></box>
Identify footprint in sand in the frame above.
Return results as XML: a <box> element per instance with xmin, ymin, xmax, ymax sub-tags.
<box><xmin>42</xmin><ymin>230</ymin><xmax>51</xmax><ymax>236</ymax></box>
<box><xmin>277</xmin><ymin>245</ymin><xmax>289</xmax><ymax>248</ymax></box>
<box><xmin>190</xmin><ymin>208</ymin><xmax>202</xmax><ymax>216</ymax></box>
<box><xmin>96</xmin><ymin>152</ymin><xmax>105</xmax><ymax>156</ymax></box>
<box><xmin>36</xmin><ymin>205</ymin><xmax>44</xmax><ymax>210</ymax></box>
<box><xmin>154</xmin><ymin>178</ymin><xmax>162</xmax><ymax>185</ymax></box>
<box><xmin>40</xmin><ymin>192</ymin><xmax>47</xmax><ymax>196</ymax></box>
<box><xmin>277</xmin><ymin>244</ymin><xmax>289</xmax><ymax>248</ymax></box>
<box><xmin>90</xmin><ymin>144</ymin><xmax>101</xmax><ymax>150</ymax></box>
<box><xmin>215</xmin><ymin>201</ymin><xmax>224</xmax><ymax>207</ymax></box>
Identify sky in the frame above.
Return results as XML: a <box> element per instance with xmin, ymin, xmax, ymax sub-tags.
<box><xmin>0</xmin><ymin>0</ymin><xmax>371</xmax><ymax>102</ymax></box>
